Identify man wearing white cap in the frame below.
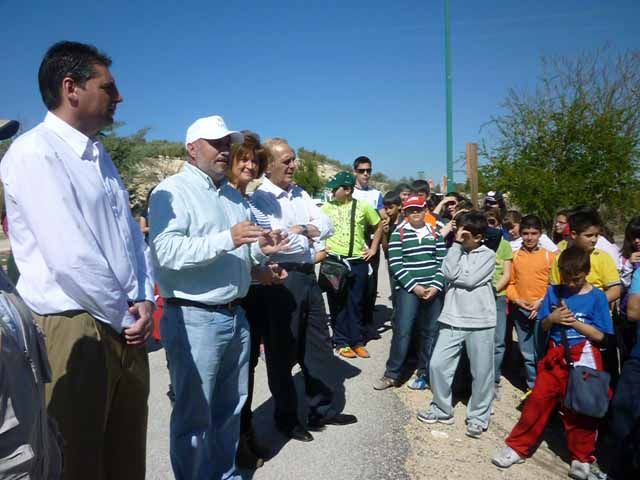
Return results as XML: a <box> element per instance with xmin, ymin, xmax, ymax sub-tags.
<box><xmin>149</xmin><ymin>115</ymin><xmax>286</xmax><ymax>480</ymax></box>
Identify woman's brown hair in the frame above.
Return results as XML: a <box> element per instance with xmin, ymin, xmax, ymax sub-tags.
<box><xmin>228</xmin><ymin>130</ymin><xmax>266</xmax><ymax>186</ymax></box>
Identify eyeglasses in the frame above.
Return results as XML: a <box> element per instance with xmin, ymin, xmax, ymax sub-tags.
<box><xmin>356</xmin><ymin>168</ymin><xmax>372</xmax><ymax>174</ymax></box>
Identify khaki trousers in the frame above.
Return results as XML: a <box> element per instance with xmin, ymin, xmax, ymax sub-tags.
<box><xmin>35</xmin><ymin>311</ymin><xmax>149</xmax><ymax>480</ymax></box>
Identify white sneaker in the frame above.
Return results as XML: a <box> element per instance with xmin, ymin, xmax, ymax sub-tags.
<box><xmin>569</xmin><ymin>460</ymin><xmax>590</xmax><ymax>480</ymax></box>
<box><xmin>491</xmin><ymin>446</ymin><xmax>525</xmax><ymax>468</ymax></box>
<box><xmin>416</xmin><ymin>409</ymin><xmax>455</xmax><ymax>425</ymax></box>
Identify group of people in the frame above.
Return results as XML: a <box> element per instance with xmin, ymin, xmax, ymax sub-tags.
<box><xmin>0</xmin><ymin>39</ymin><xmax>639</xmax><ymax>480</ymax></box>
<box><xmin>367</xmin><ymin>183</ymin><xmax>639</xmax><ymax>478</ymax></box>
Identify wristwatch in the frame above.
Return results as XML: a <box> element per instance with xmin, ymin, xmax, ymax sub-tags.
<box><xmin>300</xmin><ymin>224</ymin><xmax>309</xmax><ymax>237</ymax></box>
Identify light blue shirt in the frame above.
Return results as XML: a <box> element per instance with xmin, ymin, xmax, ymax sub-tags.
<box><xmin>149</xmin><ymin>163</ymin><xmax>265</xmax><ymax>304</ymax></box>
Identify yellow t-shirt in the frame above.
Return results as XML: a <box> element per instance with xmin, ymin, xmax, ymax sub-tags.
<box><xmin>550</xmin><ymin>248</ymin><xmax>620</xmax><ymax>291</ymax></box>
<box><xmin>321</xmin><ymin>199</ymin><xmax>380</xmax><ymax>257</ymax></box>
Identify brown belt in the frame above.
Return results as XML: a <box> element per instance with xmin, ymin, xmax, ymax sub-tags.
<box><xmin>165</xmin><ymin>297</ymin><xmax>241</xmax><ymax>312</ymax></box>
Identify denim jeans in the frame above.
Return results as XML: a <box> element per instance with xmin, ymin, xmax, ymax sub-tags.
<box><xmin>510</xmin><ymin>306</ymin><xmax>541</xmax><ymax>389</ymax></box>
<box><xmin>384</xmin><ymin>288</ymin><xmax>443</xmax><ymax>380</ymax></box>
<box><xmin>609</xmin><ymin>357</ymin><xmax>640</xmax><ymax>479</ymax></box>
<box><xmin>493</xmin><ymin>295</ymin><xmax>508</xmax><ymax>384</ymax></box>
<box><xmin>161</xmin><ymin>303</ymin><xmax>250</xmax><ymax>480</ymax></box>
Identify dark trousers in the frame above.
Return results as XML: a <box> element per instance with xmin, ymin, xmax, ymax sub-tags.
<box><xmin>327</xmin><ymin>260</ymin><xmax>368</xmax><ymax>348</ymax></box>
<box><xmin>384</xmin><ymin>288</ymin><xmax>443</xmax><ymax>380</ymax></box>
<box><xmin>240</xmin><ymin>285</ymin><xmax>263</xmax><ymax>436</ymax></box>
<box><xmin>362</xmin><ymin>250</ymin><xmax>380</xmax><ymax>325</ymax></box>
<box><xmin>609</xmin><ymin>357</ymin><xmax>640</xmax><ymax>479</ymax></box>
<box><xmin>260</xmin><ymin>271</ymin><xmax>334</xmax><ymax>430</ymax></box>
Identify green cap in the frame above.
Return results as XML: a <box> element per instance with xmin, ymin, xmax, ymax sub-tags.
<box><xmin>325</xmin><ymin>171</ymin><xmax>356</xmax><ymax>190</ymax></box>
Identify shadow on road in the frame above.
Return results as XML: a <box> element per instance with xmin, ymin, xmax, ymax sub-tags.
<box><xmin>240</xmin><ymin>355</ymin><xmax>361</xmax><ymax>479</ymax></box>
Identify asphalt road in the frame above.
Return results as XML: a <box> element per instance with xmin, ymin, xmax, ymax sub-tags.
<box><xmin>145</xmin><ymin>267</ymin><xmax>413</xmax><ymax>480</ymax></box>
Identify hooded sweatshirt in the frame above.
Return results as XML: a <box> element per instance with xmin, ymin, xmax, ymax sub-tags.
<box><xmin>439</xmin><ymin>242</ymin><xmax>497</xmax><ymax>328</ymax></box>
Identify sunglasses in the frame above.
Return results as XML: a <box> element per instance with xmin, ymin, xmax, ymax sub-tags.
<box><xmin>356</xmin><ymin>168</ymin><xmax>372</xmax><ymax>174</ymax></box>
<box><xmin>404</xmin><ymin>207</ymin><xmax>425</xmax><ymax>214</ymax></box>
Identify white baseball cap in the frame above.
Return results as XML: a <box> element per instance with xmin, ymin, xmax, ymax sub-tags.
<box><xmin>185</xmin><ymin>115</ymin><xmax>243</xmax><ymax>148</ymax></box>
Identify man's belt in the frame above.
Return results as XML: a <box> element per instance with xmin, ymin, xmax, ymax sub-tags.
<box><xmin>278</xmin><ymin>262</ymin><xmax>315</xmax><ymax>274</ymax></box>
<box><xmin>165</xmin><ymin>297</ymin><xmax>241</xmax><ymax>312</ymax></box>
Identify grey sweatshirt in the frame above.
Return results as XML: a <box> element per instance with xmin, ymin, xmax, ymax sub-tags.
<box><xmin>438</xmin><ymin>242</ymin><xmax>497</xmax><ymax>328</ymax></box>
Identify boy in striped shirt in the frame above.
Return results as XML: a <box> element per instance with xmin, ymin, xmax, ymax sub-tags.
<box><xmin>374</xmin><ymin>195</ymin><xmax>446</xmax><ymax>390</ymax></box>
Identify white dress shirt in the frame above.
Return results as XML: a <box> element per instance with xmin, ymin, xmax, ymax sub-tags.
<box><xmin>149</xmin><ymin>163</ymin><xmax>265</xmax><ymax>304</ymax></box>
<box><xmin>251</xmin><ymin>177</ymin><xmax>334</xmax><ymax>264</ymax></box>
<box><xmin>0</xmin><ymin>112</ymin><xmax>154</xmax><ymax>331</ymax></box>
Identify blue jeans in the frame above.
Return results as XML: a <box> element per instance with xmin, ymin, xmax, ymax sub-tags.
<box><xmin>384</xmin><ymin>288</ymin><xmax>443</xmax><ymax>380</ymax></box>
<box><xmin>609</xmin><ymin>357</ymin><xmax>640</xmax><ymax>479</ymax></box>
<box><xmin>510</xmin><ymin>306</ymin><xmax>542</xmax><ymax>389</ymax></box>
<box><xmin>493</xmin><ymin>295</ymin><xmax>508</xmax><ymax>384</ymax></box>
<box><xmin>161</xmin><ymin>303</ymin><xmax>250</xmax><ymax>480</ymax></box>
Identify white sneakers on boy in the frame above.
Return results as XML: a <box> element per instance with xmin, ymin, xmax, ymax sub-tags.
<box><xmin>491</xmin><ymin>446</ymin><xmax>525</xmax><ymax>468</ymax></box>
<box><xmin>465</xmin><ymin>423</ymin><xmax>485</xmax><ymax>439</ymax></box>
<box><xmin>416</xmin><ymin>409</ymin><xmax>455</xmax><ymax>425</ymax></box>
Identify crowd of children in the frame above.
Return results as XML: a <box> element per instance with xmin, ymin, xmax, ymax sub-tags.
<box><xmin>369</xmin><ymin>182</ymin><xmax>639</xmax><ymax>480</ymax></box>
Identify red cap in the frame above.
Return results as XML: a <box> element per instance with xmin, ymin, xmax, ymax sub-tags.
<box><xmin>402</xmin><ymin>195</ymin><xmax>426</xmax><ymax>209</ymax></box>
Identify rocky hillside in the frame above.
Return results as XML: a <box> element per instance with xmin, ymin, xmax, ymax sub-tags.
<box><xmin>128</xmin><ymin>154</ymin><xmax>391</xmax><ymax>215</ymax></box>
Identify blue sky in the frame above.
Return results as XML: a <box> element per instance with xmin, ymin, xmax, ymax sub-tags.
<box><xmin>0</xmin><ymin>0</ymin><xmax>637</xmax><ymax>182</ymax></box>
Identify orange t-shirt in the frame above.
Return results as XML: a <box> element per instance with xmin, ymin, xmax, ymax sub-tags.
<box><xmin>424</xmin><ymin>212</ymin><xmax>437</xmax><ymax>229</ymax></box>
<box><xmin>505</xmin><ymin>247</ymin><xmax>556</xmax><ymax>304</ymax></box>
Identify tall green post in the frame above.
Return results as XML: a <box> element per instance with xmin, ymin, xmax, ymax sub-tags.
<box><xmin>444</xmin><ymin>0</ymin><xmax>453</xmax><ymax>188</ymax></box>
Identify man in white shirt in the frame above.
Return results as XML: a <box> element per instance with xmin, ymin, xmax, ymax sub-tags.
<box><xmin>149</xmin><ymin>116</ymin><xmax>286</xmax><ymax>480</ymax></box>
<box><xmin>351</xmin><ymin>156</ymin><xmax>386</xmax><ymax>328</ymax></box>
<box><xmin>0</xmin><ymin>41</ymin><xmax>154</xmax><ymax>480</ymax></box>
<box><xmin>251</xmin><ymin>138</ymin><xmax>357</xmax><ymax>442</ymax></box>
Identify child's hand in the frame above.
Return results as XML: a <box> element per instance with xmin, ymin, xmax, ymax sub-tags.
<box><xmin>548</xmin><ymin>301</ymin><xmax>576</xmax><ymax>325</ymax></box>
<box><xmin>527</xmin><ymin>298</ymin><xmax>543</xmax><ymax>319</ymax></box>
<box><xmin>455</xmin><ymin>227</ymin><xmax>470</xmax><ymax>243</ymax></box>
<box><xmin>422</xmin><ymin>287</ymin><xmax>438</xmax><ymax>301</ymax></box>
<box><xmin>413</xmin><ymin>285</ymin><xmax>427</xmax><ymax>298</ymax></box>
<box><xmin>631</xmin><ymin>252</ymin><xmax>640</xmax><ymax>263</ymax></box>
<box><xmin>514</xmin><ymin>299</ymin><xmax>533</xmax><ymax>311</ymax></box>
<box><xmin>440</xmin><ymin>220</ymin><xmax>455</xmax><ymax>237</ymax></box>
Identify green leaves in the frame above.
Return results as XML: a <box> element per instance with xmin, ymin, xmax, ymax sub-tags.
<box><xmin>481</xmin><ymin>49</ymin><xmax>640</xmax><ymax>229</ymax></box>
<box><xmin>100</xmin><ymin>123</ymin><xmax>185</xmax><ymax>184</ymax></box>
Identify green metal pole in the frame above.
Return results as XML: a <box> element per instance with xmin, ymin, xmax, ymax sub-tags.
<box><xmin>444</xmin><ymin>0</ymin><xmax>453</xmax><ymax>188</ymax></box>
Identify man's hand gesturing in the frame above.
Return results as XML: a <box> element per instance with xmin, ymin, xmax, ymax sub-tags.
<box><xmin>231</xmin><ymin>221</ymin><xmax>265</xmax><ymax>247</ymax></box>
<box><xmin>259</xmin><ymin>229</ymin><xmax>290</xmax><ymax>255</ymax></box>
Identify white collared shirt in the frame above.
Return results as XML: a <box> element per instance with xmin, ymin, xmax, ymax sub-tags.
<box><xmin>251</xmin><ymin>177</ymin><xmax>334</xmax><ymax>264</ymax></box>
<box><xmin>149</xmin><ymin>163</ymin><xmax>265</xmax><ymax>304</ymax></box>
<box><xmin>403</xmin><ymin>223</ymin><xmax>433</xmax><ymax>242</ymax></box>
<box><xmin>352</xmin><ymin>184</ymin><xmax>384</xmax><ymax>211</ymax></box>
<box><xmin>0</xmin><ymin>112</ymin><xmax>154</xmax><ymax>331</ymax></box>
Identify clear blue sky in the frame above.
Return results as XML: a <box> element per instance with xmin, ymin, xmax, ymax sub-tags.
<box><xmin>1</xmin><ymin>0</ymin><xmax>637</xmax><ymax>182</ymax></box>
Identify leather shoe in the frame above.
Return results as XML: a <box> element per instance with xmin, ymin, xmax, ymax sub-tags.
<box><xmin>308</xmin><ymin>413</ymin><xmax>358</xmax><ymax>430</ymax></box>
<box><xmin>277</xmin><ymin>424</ymin><xmax>314</xmax><ymax>442</ymax></box>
